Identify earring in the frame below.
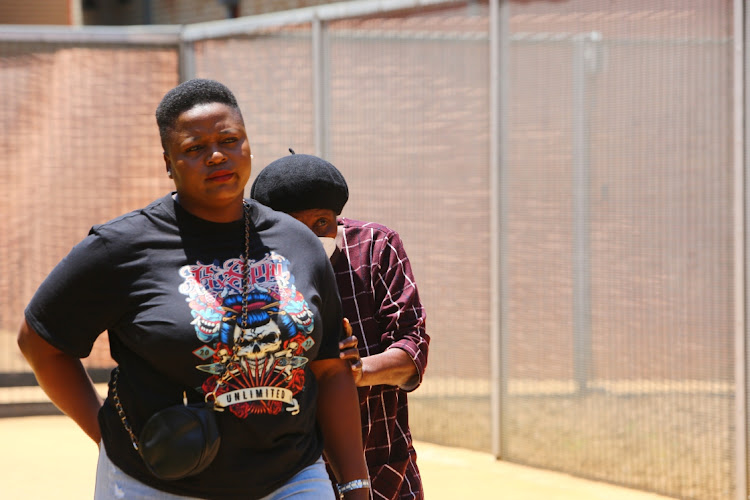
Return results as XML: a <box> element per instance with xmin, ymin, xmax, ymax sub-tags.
<box><xmin>250</xmin><ymin>154</ymin><xmax>254</xmax><ymax>159</ymax></box>
<box><xmin>167</xmin><ymin>169</ymin><xmax>173</xmax><ymax>178</ymax></box>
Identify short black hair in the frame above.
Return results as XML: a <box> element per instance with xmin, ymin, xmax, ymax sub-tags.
<box><xmin>155</xmin><ymin>78</ymin><xmax>243</xmax><ymax>149</ymax></box>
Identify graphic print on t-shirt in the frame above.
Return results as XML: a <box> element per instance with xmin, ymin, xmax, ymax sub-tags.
<box><xmin>178</xmin><ymin>252</ymin><xmax>315</xmax><ymax>418</ymax></box>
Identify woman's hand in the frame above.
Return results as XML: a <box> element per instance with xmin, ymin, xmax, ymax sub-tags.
<box><xmin>339</xmin><ymin>318</ymin><xmax>363</xmax><ymax>385</ymax></box>
<box><xmin>338</xmin><ymin>317</ymin><xmax>419</xmax><ymax>389</ymax></box>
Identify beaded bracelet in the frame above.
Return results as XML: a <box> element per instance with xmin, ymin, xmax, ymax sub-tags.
<box><xmin>336</xmin><ymin>478</ymin><xmax>371</xmax><ymax>498</ymax></box>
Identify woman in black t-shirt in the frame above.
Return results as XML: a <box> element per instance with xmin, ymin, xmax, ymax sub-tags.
<box><xmin>17</xmin><ymin>79</ymin><xmax>370</xmax><ymax>500</ymax></box>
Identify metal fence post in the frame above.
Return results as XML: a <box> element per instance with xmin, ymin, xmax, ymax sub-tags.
<box><xmin>572</xmin><ymin>32</ymin><xmax>601</xmax><ymax>394</ymax></box>
<box><xmin>489</xmin><ymin>0</ymin><xmax>509</xmax><ymax>460</ymax></box>
<box><xmin>179</xmin><ymin>39</ymin><xmax>196</xmax><ymax>83</ymax></box>
<box><xmin>313</xmin><ymin>14</ymin><xmax>330</xmax><ymax>159</ymax></box>
<box><xmin>735</xmin><ymin>1</ymin><xmax>747</xmax><ymax>498</ymax></box>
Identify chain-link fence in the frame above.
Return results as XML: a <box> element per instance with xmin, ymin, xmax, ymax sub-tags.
<box><xmin>0</xmin><ymin>1</ymin><xmax>742</xmax><ymax>499</ymax></box>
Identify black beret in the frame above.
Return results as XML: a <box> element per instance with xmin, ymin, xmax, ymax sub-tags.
<box><xmin>250</xmin><ymin>153</ymin><xmax>349</xmax><ymax>214</ymax></box>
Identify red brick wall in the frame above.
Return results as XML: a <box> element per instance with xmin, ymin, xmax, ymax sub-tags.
<box><xmin>1</xmin><ymin>0</ymin><xmax>71</xmax><ymax>25</ymax></box>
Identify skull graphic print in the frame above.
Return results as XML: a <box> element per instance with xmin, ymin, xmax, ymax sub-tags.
<box><xmin>179</xmin><ymin>252</ymin><xmax>316</xmax><ymax>418</ymax></box>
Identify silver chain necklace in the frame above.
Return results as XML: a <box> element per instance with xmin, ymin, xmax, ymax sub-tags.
<box><xmin>241</xmin><ymin>200</ymin><xmax>250</xmax><ymax>326</ymax></box>
<box><xmin>113</xmin><ymin>200</ymin><xmax>251</xmax><ymax>450</ymax></box>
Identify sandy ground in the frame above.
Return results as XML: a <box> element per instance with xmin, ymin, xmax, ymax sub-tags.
<box><xmin>0</xmin><ymin>415</ymin><xmax>675</xmax><ymax>500</ymax></box>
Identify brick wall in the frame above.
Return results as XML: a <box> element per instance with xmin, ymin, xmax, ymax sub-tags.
<box><xmin>1</xmin><ymin>0</ymin><xmax>71</xmax><ymax>25</ymax></box>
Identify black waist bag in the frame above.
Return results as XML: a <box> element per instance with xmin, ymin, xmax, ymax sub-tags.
<box><xmin>113</xmin><ymin>367</ymin><xmax>222</xmax><ymax>481</ymax></box>
<box><xmin>138</xmin><ymin>402</ymin><xmax>222</xmax><ymax>481</ymax></box>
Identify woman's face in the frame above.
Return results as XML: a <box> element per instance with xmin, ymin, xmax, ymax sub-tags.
<box><xmin>163</xmin><ymin>102</ymin><xmax>252</xmax><ymax>222</ymax></box>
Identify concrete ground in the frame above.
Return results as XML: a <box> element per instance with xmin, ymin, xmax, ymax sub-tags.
<box><xmin>0</xmin><ymin>415</ymin><xmax>675</xmax><ymax>499</ymax></box>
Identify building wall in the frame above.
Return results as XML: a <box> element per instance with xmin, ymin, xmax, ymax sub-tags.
<box><xmin>1</xmin><ymin>0</ymin><xmax>72</xmax><ymax>25</ymax></box>
<box><xmin>0</xmin><ymin>0</ymin><xmax>352</xmax><ymax>27</ymax></box>
<box><xmin>82</xmin><ymin>0</ymin><xmax>350</xmax><ymax>26</ymax></box>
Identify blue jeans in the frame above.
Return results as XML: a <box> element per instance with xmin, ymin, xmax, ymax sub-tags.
<box><xmin>94</xmin><ymin>443</ymin><xmax>335</xmax><ymax>499</ymax></box>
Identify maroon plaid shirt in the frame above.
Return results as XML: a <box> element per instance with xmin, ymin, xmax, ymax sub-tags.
<box><xmin>332</xmin><ymin>218</ymin><xmax>429</xmax><ymax>500</ymax></box>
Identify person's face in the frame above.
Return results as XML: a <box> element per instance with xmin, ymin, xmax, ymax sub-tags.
<box><xmin>163</xmin><ymin>102</ymin><xmax>251</xmax><ymax>221</ymax></box>
<box><xmin>289</xmin><ymin>208</ymin><xmax>338</xmax><ymax>238</ymax></box>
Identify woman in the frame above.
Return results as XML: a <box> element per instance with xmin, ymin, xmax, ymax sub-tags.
<box><xmin>251</xmin><ymin>152</ymin><xmax>429</xmax><ymax>499</ymax></box>
<box><xmin>17</xmin><ymin>79</ymin><xmax>369</xmax><ymax>500</ymax></box>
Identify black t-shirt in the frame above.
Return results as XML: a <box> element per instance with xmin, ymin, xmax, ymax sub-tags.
<box><xmin>25</xmin><ymin>194</ymin><xmax>342</xmax><ymax>499</ymax></box>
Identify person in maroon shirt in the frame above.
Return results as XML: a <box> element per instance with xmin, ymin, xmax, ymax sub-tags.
<box><xmin>251</xmin><ymin>151</ymin><xmax>430</xmax><ymax>500</ymax></box>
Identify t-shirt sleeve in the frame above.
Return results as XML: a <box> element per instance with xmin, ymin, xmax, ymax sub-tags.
<box><xmin>24</xmin><ymin>228</ymin><xmax>126</xmax><ymax>359</ymax></box>
<box><xmin>372</xmin><ymin>230</ymin><xmax>429</xmax><ymax>391</ymax></box>
<box><xmin>315</xmin><ymin>256</ymin><xmax>344</xmax><ymax>361</ymax></box>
